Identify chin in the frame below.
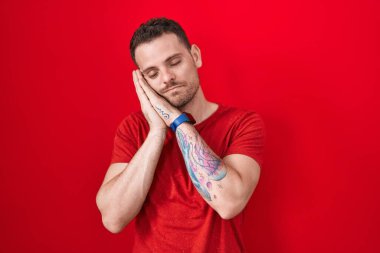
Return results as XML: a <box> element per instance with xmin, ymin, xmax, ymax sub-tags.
<box><xmin>168</xmin><ymin>99</ymin><xmax>189</xmax><ymax>109</ymax></box>
<box><xmin>166</xmin><ymin>93</ymin><xmax>194</xmax><ymax>107</ymax></box>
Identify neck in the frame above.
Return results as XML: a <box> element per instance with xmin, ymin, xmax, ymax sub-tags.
<box><xmin>179</xmin><ymin>86</ymin><xmax>218</xmax><ymax>124</ymax></box>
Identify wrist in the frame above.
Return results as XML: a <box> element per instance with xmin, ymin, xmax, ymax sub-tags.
<box><xmin>168</xmin><ymin>111</ymin><xmax>182</xmax><ymax>126</ymax></box>
<box><xmin>148</xmin><ymin>129</ymin><xmax>167</xmax><ymax>140</ymax></box>
<box><xmin>170</xmin><ymin>112</ymin><xmax>196</xmax><ymax>132</ymax></box>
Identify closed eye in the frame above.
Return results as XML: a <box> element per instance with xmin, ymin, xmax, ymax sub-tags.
<box><xmin>148</xmin><ymin>72</ymin><xmax>158</xmax><ymax>79</ymax></box>
<box><xmin>169</xmin><ymin>60</ymin><xmax>181</xmax><ymax>66</ymax></box>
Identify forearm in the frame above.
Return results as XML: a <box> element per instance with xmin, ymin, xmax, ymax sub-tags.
<box><xmin>131</xmin><ymin>69</ymin><xmax>253</xmax><ymax>218</ymax></box>
<box><xmin>97</xmin><ymin>130</ymin><xmax>166</xmax><ymax>232</ymax></box>
<box><xmin>175</xmin><ymin>123</ymin><xmax>248</xmax><ymax>219</ymax></box>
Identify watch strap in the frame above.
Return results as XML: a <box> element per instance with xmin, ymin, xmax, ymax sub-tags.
<box><xmin>170</xmin><ymin>113</ymin><xmax>196</xmax><ymax>132</ymax></box>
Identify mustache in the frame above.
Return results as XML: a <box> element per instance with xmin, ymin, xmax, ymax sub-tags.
<box><xmin>162</xmin><ymin>81</ymin><xmax>185</xmax><ymax>93</ymax></box>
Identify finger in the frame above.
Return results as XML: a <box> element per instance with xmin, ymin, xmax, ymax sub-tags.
<box><xmin>135</xmin><ymin>70</ymin><xmax>159</xmax><ymax>101</ymax></box>
<box><xmin>133</xmin><ymin>70</ymin><xmax>146</xmax><ymax>97</ymax></box>
<box><xmin>133</xmin><ymin>71</ymin><xmax>151</xmax><ymax>105</ymax></box>
<box><xmin>133</xmin><ymin>70</ymin><xmax>153</xmax><ymax>100</ymax></box>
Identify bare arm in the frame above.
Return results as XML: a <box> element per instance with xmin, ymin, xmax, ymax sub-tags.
<box><xmin>134</xmin><ymin>69</ymin><xmax>261</xmax><ymax>220</ymax></box>
<box><xmin>96</xmin><ymin>130</ymin><xmax>166</xmax><ymax>233</ymax></box>
<box><xmin>175</xmin><ymin>123</ymin><xmax>260</xmax><ymax>219</ymax></box>
<box><xmin>96</xmin><ymin>70</ymin><xmax>171</xmax><ymax>233</ymax></box>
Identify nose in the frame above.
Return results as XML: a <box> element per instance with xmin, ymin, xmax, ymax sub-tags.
<box><xmin>161</xmin><ymin>67</ymin><xmax>176</xmax><ymax>84</ymax></box>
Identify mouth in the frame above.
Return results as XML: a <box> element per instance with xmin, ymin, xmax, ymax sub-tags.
<box><xmin>164</xmin><ymin>85</ymin><xmax>183</xmax><ymax>93</ymax></box>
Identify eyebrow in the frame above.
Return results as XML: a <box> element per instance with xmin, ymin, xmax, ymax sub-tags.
<box><xmin>141</xmin><ymin>53</ymin><xmax>182</xmax><ymax>74</ymax></box>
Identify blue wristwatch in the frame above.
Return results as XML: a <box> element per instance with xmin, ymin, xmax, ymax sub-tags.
<box><xmin>170</xmin><ymin>113</ymin><xmax>196</xmax><ymax>132</ymax></box>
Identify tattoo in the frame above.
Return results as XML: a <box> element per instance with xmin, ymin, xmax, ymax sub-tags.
<box><xmin>176</xmin><ymin>128</ymin><xmax>227</xmax><ymax>201</ymax></box>
<box><xmin>155</xmin><ymin>105</ymin><xmax>170</xmax><ymax>119</ymax></box>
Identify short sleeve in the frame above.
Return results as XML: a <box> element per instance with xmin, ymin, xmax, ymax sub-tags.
<box><xmin>110</xmin><ymin>115</ymin><xmax>139</xmax><ymax>164</ymax></box>
<box><xmin>224</xmin><ymin>112</ymin><xmax>266</xmax><ymax>167</ymax></box>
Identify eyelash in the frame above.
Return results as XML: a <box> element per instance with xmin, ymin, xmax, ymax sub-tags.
<box><xmin>149</xmin><ymin>73</ymin><xmax>158</xmax><ymax>79</ymax></box>
<box><xmin>170</xmin><ymin>60</ymin><xmax>181</xmax><ymax>66</ymax></box>
<box><xmin>148</xmin><ymin>60</ymin><xmax>181</xmax><ymax>79</ymax></box>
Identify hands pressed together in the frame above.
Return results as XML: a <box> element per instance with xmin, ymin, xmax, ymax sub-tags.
<box><xmin>132</xmin><ymin>70</ymin><xmax>182</xmax><ymax>133</ymax></box>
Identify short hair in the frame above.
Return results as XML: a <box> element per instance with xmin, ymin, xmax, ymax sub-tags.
<box><xmin>130</xmin><ymin>17</ymin><xmax>191</xmax><ymax>65</ymax></box>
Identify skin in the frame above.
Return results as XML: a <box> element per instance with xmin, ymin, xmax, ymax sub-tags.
<box><xmin>96</xmin><ymin>33</ymin><xmax>261</xmax><ymax>233</ymax></box>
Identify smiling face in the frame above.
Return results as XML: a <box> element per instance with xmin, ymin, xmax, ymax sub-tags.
<box><xmin>134</xmin><ymin>33</ymin><xmax>202</xmax><ymax>108</ymax></box>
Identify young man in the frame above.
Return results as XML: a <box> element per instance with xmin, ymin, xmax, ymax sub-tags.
<box><xmin>96</xmin><ymin>17</ymin><xmax>265</xmax><ymax>252</ymax></box>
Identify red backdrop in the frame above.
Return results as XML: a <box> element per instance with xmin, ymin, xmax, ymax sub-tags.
<box><xmin>1</xmin><ymin>0</ymin><xmax>379</xmax><ymax>252</ymax></box>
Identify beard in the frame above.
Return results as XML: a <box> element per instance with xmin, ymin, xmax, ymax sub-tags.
<box><xmin>162</xmin><ymin>81</ymin><xmax>200</xmax><ymax>109</ymax></box>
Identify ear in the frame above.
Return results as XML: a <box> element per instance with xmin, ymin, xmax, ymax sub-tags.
<box><xmin>190</xmin><ymin>44</ymin><xmax>202</xmax><ymax>68</ymax></box>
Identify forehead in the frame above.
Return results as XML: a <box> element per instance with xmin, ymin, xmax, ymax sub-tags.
<box><xmin>134</xmin><ymin>33</ymin><xmax>189</xmax><ymax>68</ymax></box>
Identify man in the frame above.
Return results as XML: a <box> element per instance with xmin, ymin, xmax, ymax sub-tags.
<box><xmin>96</xmin><ymin>17</ymin><xmax>265</xmax><ymax>252</ymax></box>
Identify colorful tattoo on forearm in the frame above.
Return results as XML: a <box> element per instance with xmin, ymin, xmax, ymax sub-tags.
<box><xmin>176</xmin><ymin>127</ymin><xmax>227</xmax><ymax>201</ymax></box>
<box><xmin>155</xmin><ymin>105</ymin><xmax>170</xmax><ymax>119</ymax></box>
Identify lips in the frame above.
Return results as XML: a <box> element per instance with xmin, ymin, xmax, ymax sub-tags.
<box><xmin>164</xmin><ymin>85</ymin><xmax>183</xmax><ymax>93</ymax></box>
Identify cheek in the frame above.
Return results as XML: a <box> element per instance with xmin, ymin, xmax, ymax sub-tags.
<box><xmin>146</xmin><ymin>79</ymin><xmax>160</xmax><ymax>91</ymax></box>
<box><xmin>177</xmin><ymin>64</ymin><xmax>197</xmax><ymax>80</ymax></box>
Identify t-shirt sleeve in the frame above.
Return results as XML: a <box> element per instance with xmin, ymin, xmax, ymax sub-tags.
<box><xmin>110</xmin><ymin>115</ymin><xmax>139</xmax><ymax>164</ymax></box>
<box><xmin>224</xmin><ymin>111</ymin><xmax>266</xmax><ymax>168</ymax></box>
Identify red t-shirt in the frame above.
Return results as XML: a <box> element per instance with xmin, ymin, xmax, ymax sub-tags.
<box><xmin>111</xmin><ymin>103</ymin><xmax>265</xmax><ymax>252</ymax></box>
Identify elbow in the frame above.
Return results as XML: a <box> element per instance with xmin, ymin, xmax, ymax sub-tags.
<box><xmin>218</xmin><ymin>211</ymin><xmax>237</xmax><ymax>220</ymax></box>
<box><xmin>96</xmin><ymin>191</ymin><xmax>125</xmax><ymax>234</ymax></box>
<box><xmin>96</xmin><ymin>194</ymin><xmax>128</xmax><ymax>234</ymax></box>
<box><xmin>217</xmin><ymin>209</ymin><xmax>241</xmax><ymax>220</ymax></box>
<box><xmin>216</xmin><ymin>181</ymin><xmax>259</xmax><ymax>220</ymax></box>
<box><xmin>102</xmin><ymin>216</ymin><xmax>126</xmax><ymax>234</ymax></box>
<box><xmin>98</xmin><ymin>204</ymin><xmax>131</xmax><ymax>234</ymax></box>
<box><xmin>216</xmin><ymin>201</ymin><xmax>246</xmax><ymax>220</ymax></box>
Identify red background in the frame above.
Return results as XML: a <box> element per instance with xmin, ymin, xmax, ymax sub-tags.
<box><xmin>1</xmin><ymin>0</ymin><xmax>379</xmax><ymax>252</ymax></box>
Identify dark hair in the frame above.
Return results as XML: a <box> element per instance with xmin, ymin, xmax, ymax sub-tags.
<box><xmin>130</xmin><ymin>17</ymin><xmax>191</xmax><ymax>65</ymax></box>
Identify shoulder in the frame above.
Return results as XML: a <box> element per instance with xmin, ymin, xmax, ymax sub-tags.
<box><xmin>218</xmin><ymin>104</ymin><xmax>264</xmax><ymax>125</ymax></box>
<box><xmin>216</xmin><ymin>105</ymin><xmax>266</xmax><ymax>145</ymax></box>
